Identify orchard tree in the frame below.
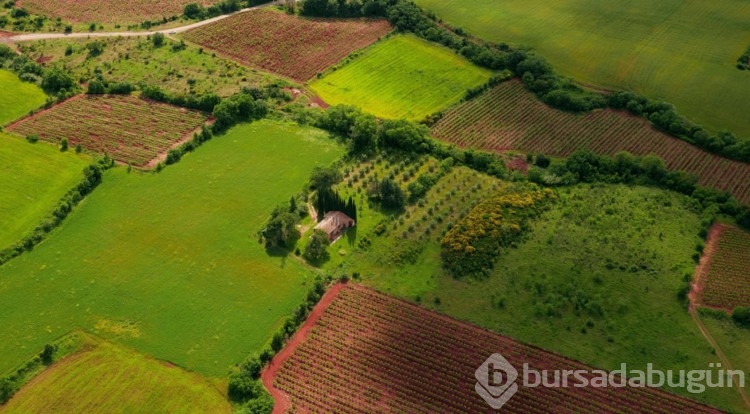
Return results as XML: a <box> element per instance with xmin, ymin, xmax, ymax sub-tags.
<box><xmin>304</xmin><ymin>229</ymin><xmax>330</xmax><ymax>263</ymax></box>
<box><xmin>260</xmin><ymin>206</ymin><xmax>300</xmax><ymax>248</ymax></box>
<box><xmin>309</xmin><ymin>165</ymin><xmax>341</xmax><ymax>192</ymax></box>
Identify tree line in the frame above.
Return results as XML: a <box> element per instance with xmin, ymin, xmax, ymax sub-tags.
<box><xmin>296</xmin><ymin>0</ymin><xmax>750</xmax><ymax>165</ymax></box>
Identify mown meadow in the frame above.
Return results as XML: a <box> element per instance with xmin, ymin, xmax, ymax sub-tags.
<box><xmin>0</xmin><ymin>70</ymin><xmax>46</xmax><ymax>125</ymax></box>
<box><xmin>0</xmin><ymin>120</ymin><xmax>343</xmax><ymax>377</ymax></box>
<box><xmin>0</xmin><ymin>133</ymin><xmax>90</xmax><ymax>250</ymax></box>
<box><xmin>309</xmin><ymin>34</ymin><xmax>492</xmax><ymax>120</ymax></box>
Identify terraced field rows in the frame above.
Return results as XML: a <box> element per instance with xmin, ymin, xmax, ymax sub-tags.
<box><xmin>432</xmin><ymin>81</ymin><xmax>750</xmax><ymax>204</ymax></box>
<box><xmin>702</xmin><ymin>225</ymin><xmax>750</xmax><ymax>309</ymax></box>
<box><xmin>274</xmin><ymin>285</ymin><xmax>722</xmax><ymax>413</ymax></box>
<box><xmin>182</xmin><ymin>8</ymin><xmax>392</xmax><ymax>81</ymax></box>
<box><xmin>8</xmin><ymin>95</ymin><xmax>206</xmax><ymax>167</ymax></box>
<box><xmin>18</xmin><ymin>0</ymin><xmax>210</xmax><ymax>24</ymax></box>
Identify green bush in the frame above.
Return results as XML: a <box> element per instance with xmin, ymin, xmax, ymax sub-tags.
<box><xmin>732</xmin><ymin>307</ymin><xmax>750</xmax><ymax>328</ymax></box>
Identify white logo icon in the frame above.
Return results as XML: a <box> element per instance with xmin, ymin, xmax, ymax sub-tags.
<box><xmin>475</xmin><ymin>353</ymin><xmax>519</xmax><ymax>409</ymax></box>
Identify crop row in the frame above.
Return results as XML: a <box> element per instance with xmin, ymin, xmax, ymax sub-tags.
<box><xmin>21</xmin><ymin>0</ymin><xmax>194</xmax><ymax>24</ymax></box>
<box><xmin>431</xmin><ymin>80</ymin><xmax>750</xmax><ymax>204</ymax></box>
<box><xmin>182</xmin><ymin>9</ymin><xmax>392</xmax><ymax>81</ymax></box>
<box><xmin>8</xmin><ymin>95</ymin><xmax>206</xmax><ymax>167</ymax></box>
<box><xmin>273</xmin><ymin>285</ymin><xmax>721</xmax><ymax>413</ymax></box>
<box><xmin>702</xmin><ymin>225</ymin><xmax>750</xmax><ymax>309</ymax></box>
<box><xmin>389</xmin><ymin>167</ymin><xmax>499</xmax><ymax>243</ymax></box>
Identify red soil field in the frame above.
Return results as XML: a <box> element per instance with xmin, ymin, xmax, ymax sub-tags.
<box><xmin>8</xmin><ymin>95</ymin><xmax>206</xmax><ymax>167</ymax></box>
<box><xmin>701</xmin><ymin>224</ymin><xmax>750</xmax><ymax>309</ymax></box>
<box><xmin>17</xmin><ymin>0</ymin><xmax>212</xmax><ymax>24</ymax></box>
<box><xmin>432</xmin><ymin>80</ymin><xmax>750</xmax><ymax>205</ymax></box>
<box><xmin>181</xmin><ymin>8</ymin><xmax>392</xmax><ymax>81</ymax></box>
<box><xmin>269</xmin><ymin>284</ymin><xmax>720</xmax><ymax>413</ymax></box>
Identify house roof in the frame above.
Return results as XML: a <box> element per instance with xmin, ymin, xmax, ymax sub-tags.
<box><xmin>314</xmin><ymin>211</ymin><xmax>355</xmax><ymax>235</ymax></box>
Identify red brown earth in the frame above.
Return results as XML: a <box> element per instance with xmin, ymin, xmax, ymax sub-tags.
<box><xmin>267</xmin><ymin>284</ymin><xmax>722</xmax><ymax>413</ymax></box>
<box><xmin>182</xmin><ymin>8</ymin><xmax>392</xmax><ymax>81</ymax></box>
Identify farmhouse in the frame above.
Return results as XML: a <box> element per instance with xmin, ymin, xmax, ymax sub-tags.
<box><xmin>315</xmin><ymin>211</ymin><xmax>355</xmax><ymax>242</ymax></box>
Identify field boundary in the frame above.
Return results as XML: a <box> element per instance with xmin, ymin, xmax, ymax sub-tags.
<box><xmin>689</xmin><ymin>223</ymin><xmax>727</xmax><ymax>310</ymax></box>
<box><xmin>4</xmin><ymin>94</ymin><xmax>83</xmax><ymax>130</ymax></box>
<box><xmin>261</xmin><ymin>282</ymin><xmax>347</xmax><ymax>414</ymax></box>
<box><xmin>143</xmin><ymin>118</ymin><xmax>214</xmax><ymax>169</ymax></box>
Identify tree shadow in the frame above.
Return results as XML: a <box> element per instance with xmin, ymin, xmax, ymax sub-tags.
<box><xmin>346</xmin><ymin>226</ymin><xmax>357</xmax><ymax>247</ymax></box>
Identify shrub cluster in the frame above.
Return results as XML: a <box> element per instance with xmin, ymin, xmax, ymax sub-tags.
<box><xmin>0</xmin><ymin>44</ymin><xmax>79</xmax><ymax>99</ymax></box>
<box><xmin>140</xmin><ymin>85</ymin><xmax>221</xmax><ymax>112</ymax></box>
<box><xmin>737</xmin><ymin>46</ymin><xmax>750</xmax><ymax>71</ymax></box>
<box><xmin>299</xmin><ymin>0</ymin><xmax>388</xmax><ymax>17</ymax></box>
<box><xmin>86</xmin><ymin>77</ymin><xmax>135</xmax><ymax>95</ymax></box>
<box><xmin>732</xmin><ymin>307</ymin><xmax>750</xmax><ymax>328</ymax></box>
<box><xmin>440</xmin><ymin>183</ymin><xmax>556</xmax><ymax>278</ymax></box>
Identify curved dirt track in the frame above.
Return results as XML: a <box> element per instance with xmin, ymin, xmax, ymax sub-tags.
<box><xmin>261</xmin><ymin>282</ymin><xmax>347</xmax><ymax>414</ymax></box>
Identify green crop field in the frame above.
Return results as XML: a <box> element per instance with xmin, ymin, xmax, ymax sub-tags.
<box><xmin>0</xmin><ymin>119</ymin><xmax>343</xmax><ymax>377</ymax></box>
<box><xmin>19</xmin><ymin>37</ymin><xmax>281</xmax><ymax>97</ymax></box>
<box><xmin>414</xmin><ymin>0</ymin><xmax>750</xmax><ymax>140</ymax></box>
<box><xmin>1</xmin><ymin>336</ymin><xmax>230</xmax><ymax>414</ymax></box>
<box><xmin>344</xmin><ymin>182</ymin><xmax>743</xmax><ymax>411</ymax></box>
<box><xmin>309</xmin><ymin>34</ymin><xmax>492</xmax><ymax>120</ymax></box>
<box><xmin>0</xmin><ymin>70</ymin><xmax>46</xmax><ymax>126</ymax></box>
<box><xmin>0</xmin><ymin>133</ymin><xmax>90</xmax><ymax>251</ymax></box>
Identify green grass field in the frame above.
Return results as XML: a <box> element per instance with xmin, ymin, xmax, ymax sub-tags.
<box><xmin>414</xmin><ymin>0</ymin><xmax>750</xmax><ymax>139</ymax></box>
<box><xmin>309</xmin><ymin>34</ymin><xmax>492</xmax><ymax>120</ymax></box>
<box><xmin>0</xmin><ymin>70</ymin><xmax>47</xmax><ymax>126</ymax></box>
<box><xmin>19</xmin><ymin>37</ymin><xmax>282</xmax><ymax>97</ymax></box>
<box><xmin>0</xmin><ymin>120</ymin><xmax>343</xmax><ymax>377</ymax></box>
<box><xmin>699</xmin><ymin>316</ymin><xmax>750</xmax><ymax>390</ymax></box>
<box><xmin>0</xmin><ymin>133</ymin><xmax>90</xmax><ymax>250</ymax></box>
<box><xmin>1</xmin><ymin>335</ymin><xmax>230</xmax><ymax>413</ymax></box>
<box><xmin>343</xmin><ymin>181</ymin><xmax>742</xmax><ymax>410</ymax></box>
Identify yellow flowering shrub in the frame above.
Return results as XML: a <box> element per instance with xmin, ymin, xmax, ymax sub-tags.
<box><xmin>440</xmin><ymin>183</ymin><xmax>556</xmax><ymax>278</ymax></box>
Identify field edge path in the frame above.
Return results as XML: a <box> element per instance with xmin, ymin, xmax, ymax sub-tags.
<box><xmin>688</xmin><ymin>222</ymin><xmax>750</xmax><ymax>410</ymax></box>
<box><xmin>261</xmin><ymin>282</ymin><xmax>347</xmax><ymax>414</ymax></box>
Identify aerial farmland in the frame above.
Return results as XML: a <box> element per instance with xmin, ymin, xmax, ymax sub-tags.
<box><xmin>0</xmin><ymin>0</ymin><xmax>749</xmax><ymax>413</ymax></box>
